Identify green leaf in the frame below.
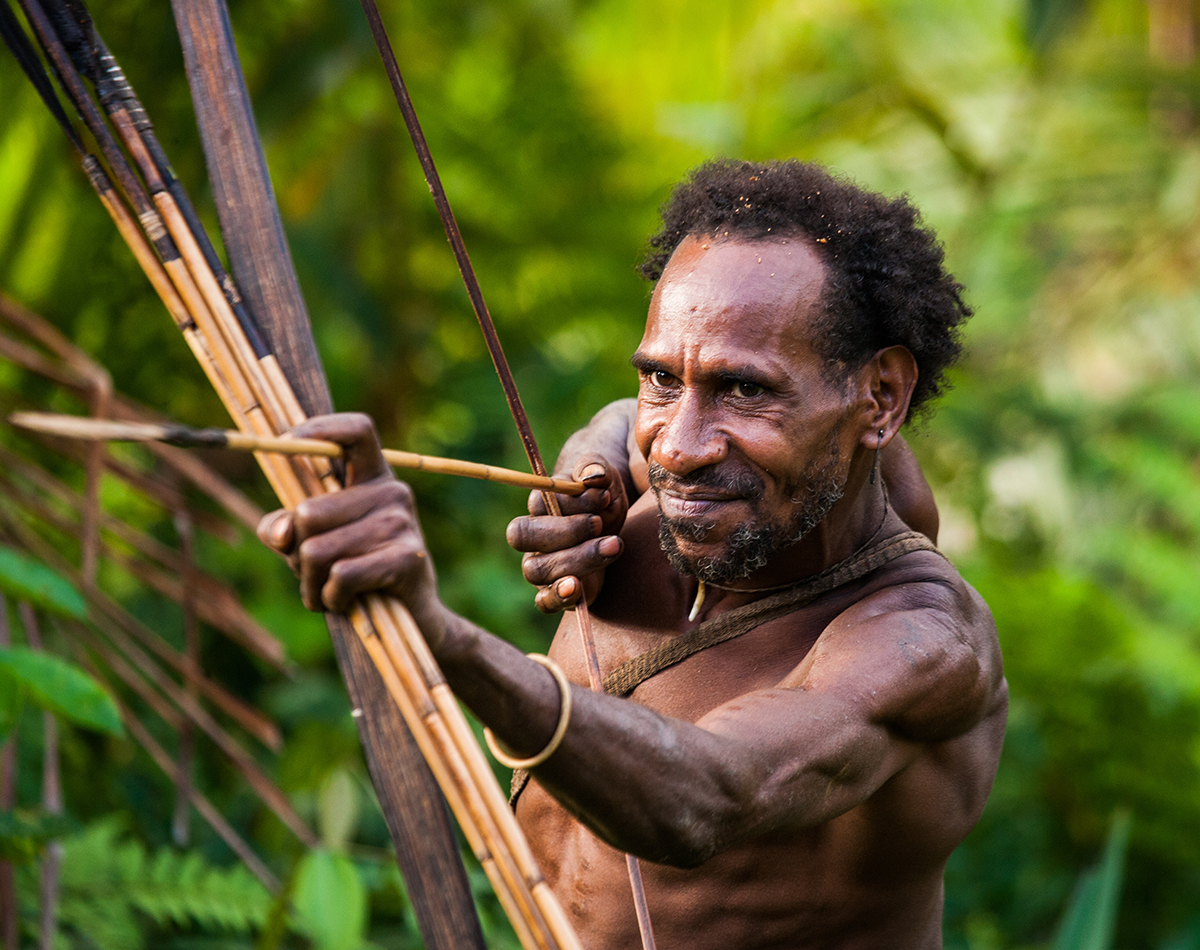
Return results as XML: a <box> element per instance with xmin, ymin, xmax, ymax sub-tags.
<box><xmin>292</xmin><ymin>848</ymin><xmax>366</xmax><ymax>950</ymax></box>
<box><xmin>0</xmin><ymin>647</ymin><xmax>122</xmax><ymax>736</ymax></box>
<box><xmin>51</xmin><ymin>817</ymin><xmax>270</xmax><ymax>947</ymax></box>
<box><xmin>1053</xmin><ymin>811</ymin><xmax>1131</xmax><ymax>950</ymax></box>
<box><xmin>317</xmin><ymin>769</ymin><xmax>360</xmax><ymax>854</ymax></box>
<box><xmin>0</xmin><ymin>544</ymin><xmax>86</xmax><ymax>620</ymax></box>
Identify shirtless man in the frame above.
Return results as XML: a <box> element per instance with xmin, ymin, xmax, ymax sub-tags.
<box><xmin>259</xmin><ymin>160</ymin><xmax>1007</xmax><ymax>949</ymax></box>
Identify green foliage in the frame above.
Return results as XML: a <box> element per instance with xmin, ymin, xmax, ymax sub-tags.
<box><xmin>1054</xmin><ymin>812</ymin><xmax>1131</xmax><ymax>950</ymax></box>
<box><xmin>0</xmin><ymin>809</ymin><xmax>74</xmax><ymax>864</ymax></box>
<box><xmin>35</xmin><ymin>818</ymin><xmax>271</xmax><ymax>950</ymax></box>
<box><xmin>0</xmin><ymin>543</ymin><xmax>86</xmax><ymax>620</ymax></box>
<box><xmin>0</xmin><ymin>646</ymin><xmax>123</xmax><ymax>738</ymax></box>
<box><xmin>291</xmin><ymin>848</ymin><xmax>367</xmax><ymax>950</ymax></box>
<box><xmin>3</xmin><ymin>0</ymin><xmax>1200</xmax><ymax>947</ymax></box>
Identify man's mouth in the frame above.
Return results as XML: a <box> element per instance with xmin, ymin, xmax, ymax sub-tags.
<box><xmin>647</xmin><ymin>461</ymin><xmax>765</xmax><ymax>535</ymax></box>
<box><xmin>655</xmin><ymin>488</ymin><xmax>741</xmax><ymax>522</ymax></box>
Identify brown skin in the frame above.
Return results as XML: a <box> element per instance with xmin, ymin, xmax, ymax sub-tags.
<box><xmin>514</xmin><ymin>398</ymin><xmax>939</xmax><ymax>613</ymax></box>
<box><xmin>260</xmin><ymin>235</ymin><xmax>1006</xmax><ymax>950</ymax></box>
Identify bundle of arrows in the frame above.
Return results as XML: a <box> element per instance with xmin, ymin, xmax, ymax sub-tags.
<box><xmin>0</xmin><ymin>0</ymin><xmax>658</xmax><ymax>948</ymax></box>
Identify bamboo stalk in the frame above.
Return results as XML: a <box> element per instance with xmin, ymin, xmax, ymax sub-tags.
<box><xmin>0</xmin><ymin>461</ymin><xmax>289</xmax><ymax>680</ymax></box>
<box><xmin>0</xmin><ymin>506</ymin><xmax>280</xmax><ymax>746</ymax></box>
<box><xmin>8</xmin><ymin>413</ymin><xmax>587</xmax><ymax>495</ymax></box>
<box><xmin>69</xmin><ymin>621</ymin><xmax>318</xmax><ymax>847</ymax></box>
<box><xmin>74</xmin><ymin>638</ymin><xmax>280</xmax><ymax>890</ymax></box>
<box><xmin>7</xmin><ymin>6</ymin><xmax>583</xmax><ymax>944</ymax></box>
<box><xmin>0</xmin><ymin>507</ymin><xmax>309</xmax><ymax>842</ymax></box>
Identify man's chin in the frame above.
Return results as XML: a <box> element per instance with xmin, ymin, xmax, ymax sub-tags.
<box><xmin>658</xmin><ymin>521</ymin><xmax>762</xmax><ymax>585</ymax></box>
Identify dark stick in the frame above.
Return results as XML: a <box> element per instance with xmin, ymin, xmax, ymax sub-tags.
<box><xmin>168</xmin><ymin>4</ymin><xmax>484</xmax><ymax>948</ymax></box>
<box><xmin>356</xmin><ymin>0</ymin><xmax>552</xmax><ymax>484</ymax></box>
<box><xmin>355</xmin><ymin>7</ymin><xmax>657</xmax><ymax>946</ymax></box>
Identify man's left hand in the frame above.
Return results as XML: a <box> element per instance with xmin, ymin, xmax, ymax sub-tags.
<box><xmin>256</xmin><ymin>413</ymin><xmax>448</xmax><ymax>646</ymax></box>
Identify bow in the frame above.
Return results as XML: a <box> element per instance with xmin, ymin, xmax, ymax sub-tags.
<box><xmin>167</xmin><ymin>5</ymin><xmax>483</xmax><ymax>946</ymax></box>
<box><xmin>2</xmin><ymin>1</ymin><xmax>637</xmax><ymax>946</ymax></box>
<box><xmin>354</xmin><ymin>5</ymin><xmax>657</xmax><ymax>946</ymax></box>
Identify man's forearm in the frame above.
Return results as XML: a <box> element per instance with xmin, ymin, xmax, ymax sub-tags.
<box><xmin>433</xmin><ymin>610</ymin><xmax>756</xmax><ymax>866</ymax></box>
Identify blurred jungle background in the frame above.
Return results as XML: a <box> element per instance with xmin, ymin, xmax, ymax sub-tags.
<box><xmin>1</xmin><ymin>0</ymin><xmax>1198</xmax><ymax>946</ymax></box>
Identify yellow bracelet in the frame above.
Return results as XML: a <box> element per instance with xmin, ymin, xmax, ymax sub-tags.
<box><xmin>484</xmin><ymin>654</ymin><xmax>573</xmax><ymax>770</ymax></box>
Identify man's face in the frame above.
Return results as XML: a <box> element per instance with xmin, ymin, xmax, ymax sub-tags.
<box><xmin>632</xmin><ymin>235</ymin><xmax>857</xmax><ymax>584</ymax></box>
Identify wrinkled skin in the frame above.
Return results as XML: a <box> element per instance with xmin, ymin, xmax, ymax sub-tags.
<box><xmin>260</xmin><ymin>235</ymin><xmax>1006</xmax><ymax>950</ymax></box>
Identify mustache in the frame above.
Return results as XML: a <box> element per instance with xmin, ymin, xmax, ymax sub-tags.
<box><xmin>646</xmin><ymin>461</ymin><xmax>764</xmax><ymax>500</ymax></box>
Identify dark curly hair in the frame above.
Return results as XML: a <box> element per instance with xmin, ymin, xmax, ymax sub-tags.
<box><xmin>640</xmin><ymin>159</ymin><xmax>971</xmax><ymax>418</ymax></box>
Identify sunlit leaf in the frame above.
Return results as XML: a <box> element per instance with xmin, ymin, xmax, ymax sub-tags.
<box><xmin>0</xmin><ymin>544</ymin><xmax>86</xmax><ymax>620</ymax></box>
<box><xmin>292</xmin><ymin>848</ymin><xmax>366</xmax><ymax>950</ymax></box>
<box><xmin>0</xmin><ymin>647</ymin><xmax>122</xmax><ymax>736</ymax></box>
<box><xmin>1053</xmin><ymin>811</ymin><xmax>1131</xmax><ymax>950</ymax></box>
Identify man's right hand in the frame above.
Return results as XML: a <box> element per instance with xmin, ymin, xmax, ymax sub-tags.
<box><xmin>506</xmin><ymin>453</ymin><xmax>629</xmax><ymax>612</ymax></box>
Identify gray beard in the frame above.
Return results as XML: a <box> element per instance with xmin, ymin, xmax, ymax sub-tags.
<box><xmin>651</xmin><ymin>442</ymin><xmax>846</xmax><ymax>585</ymax></box>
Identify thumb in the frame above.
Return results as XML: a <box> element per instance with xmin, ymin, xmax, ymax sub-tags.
<box><xmin>256</xmin><ymin>508</ymin><xmax>295</xmax><ymax>554</ymax></box>
<box><xmin>572</xmin><ymin>453</ymin><xmax>613</xmax><ymax>488</ymax></box>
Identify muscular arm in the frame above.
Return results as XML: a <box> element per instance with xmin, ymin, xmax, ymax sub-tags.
<box><xmin>436</xmin><ymin>579</ymin><xmax>996</xmax><ymax>866</ymax></box>
<box><xmin>260</xmin><ymin>413</ymin><xmax>993</xmax><ymax>868</ymax></box>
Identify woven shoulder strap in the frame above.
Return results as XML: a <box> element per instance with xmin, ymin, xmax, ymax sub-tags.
<box><xmin>602</xmin><ymin>531</ymin><xmax>940</xmax><ymax>698</ymax></box>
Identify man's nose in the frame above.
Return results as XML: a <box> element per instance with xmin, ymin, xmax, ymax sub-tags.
<box><xmin>653</xmin><ymin>392</ymin><xmax>727</xmax><ymax>475</ymax></box>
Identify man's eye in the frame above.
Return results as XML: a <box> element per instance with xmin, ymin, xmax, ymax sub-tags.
<box><xmin>731</xmin><ymin>380</ymin><xmax>765</xmax><ymax>398</ymax></box>
<box><xmin>650</xmin><ymin>371</ymin><xmax>675</xmax><ymax>387</ymax></box>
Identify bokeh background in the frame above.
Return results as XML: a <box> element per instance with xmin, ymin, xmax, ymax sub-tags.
<box><xmin>2</xmin><ymin>0</ymin><xmax>1199</xmax><ymax>946</ymax></box>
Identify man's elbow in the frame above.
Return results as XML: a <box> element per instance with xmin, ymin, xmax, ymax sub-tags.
<box><xmin>627</xmin><ymin>782</ymin><xmax>751</xmax><ymax>868</ymax></box>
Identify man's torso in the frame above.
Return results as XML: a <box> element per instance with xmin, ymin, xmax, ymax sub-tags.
<box><xmin>515</xmin><ymin>492</ymin><xmax>1007</xmax><ymax>949</ymax></box>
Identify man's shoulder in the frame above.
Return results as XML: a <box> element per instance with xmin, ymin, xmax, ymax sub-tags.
<box><xmin>793</xmin><ymin>544</ymin><xmax>1003</xmax><ymax>743</ymax></box>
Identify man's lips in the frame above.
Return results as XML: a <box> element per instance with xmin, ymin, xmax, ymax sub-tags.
<box><xmin>655</xmin><ymin>487</ymin><xmax>745</xmax><ymax>521</ymax></box>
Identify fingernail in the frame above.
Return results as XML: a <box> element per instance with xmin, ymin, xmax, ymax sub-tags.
<box><xmin>598</xmin><ymin>536</ymin><xmax>620</xmax><ymax>557</ymax></box>
<box><xmin>269</xmin><ymin>516</ymin><xmax>291</xmax><ymax>548</ymax></box>
<box><xmin>556</xmin><ymin>577</ymin><xmax>577</xmax><ymax>598</ymax></box>
<box><xmin>589</xmin><ymin>515</ymin><xmax>603</xmax><ymax>536</ymax></box>
<box><xmin>580</xmin><ymin>463</ymin><xmax>605</xmax><ymax>482</ymax></box>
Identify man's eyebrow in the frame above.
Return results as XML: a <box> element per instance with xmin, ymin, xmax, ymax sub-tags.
<box><xmin>630</xmin><ymin>352</ymin><xmax>667</xmax><ymax>373</ymax></box>
<box><xmin>717</xmin><ymin>364</ymin><xmax>776</xmax><ymax>387</ymax></box>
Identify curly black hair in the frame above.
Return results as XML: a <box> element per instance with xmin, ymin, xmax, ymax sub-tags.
<box><xmin>641</xmin><ymin>159</ymin><xmax>971</xmax><ymax>418</ymax></box>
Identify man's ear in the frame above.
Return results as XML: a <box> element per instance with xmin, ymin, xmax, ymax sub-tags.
<box><xmin>856</xmin><ymin>346</ymin><xmax>918</xmax><ymax>450</ymax></box>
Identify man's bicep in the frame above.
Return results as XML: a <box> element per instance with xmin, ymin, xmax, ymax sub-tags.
<box><xmin>692</xmin><ymin>598</ymin><xmax>994</xmax><ymax>835</ymax></box>
<box><xmin>695</xmin><ymin>685</ymin><xmax>921</xmax><ymax>838</ymax></box>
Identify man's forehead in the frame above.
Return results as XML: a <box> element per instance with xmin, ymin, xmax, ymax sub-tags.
<box><xmin>652</xmin><ymin>235</ymin><xmax>825</xmax><ymax>316</ymax></box>
<box><xmin>643</xmin><ymin>235</ymin><xmax>828</xmax><ymax>349</ymax></box>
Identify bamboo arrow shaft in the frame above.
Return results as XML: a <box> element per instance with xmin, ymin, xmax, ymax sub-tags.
<box><xmin>8</xmin><ymin>413</ymin><xmax>586</xmax><ymax>495</ymax></box>
<box><xmin>7</xmin><ymin>3</ymin><xmax>583</xmax><ymax>946</ymax></box>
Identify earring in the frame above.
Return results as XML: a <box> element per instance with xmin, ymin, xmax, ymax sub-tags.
<box><xmin>869</xmin><ymin>429</ymin><xmax>883</xmax><ymax>484</ymax></box>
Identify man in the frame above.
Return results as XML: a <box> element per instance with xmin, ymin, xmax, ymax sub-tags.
<box><xmin>259</xmin><ymin>160</ymin><xmax>1007</xmax><ymax>949</ymax></box>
